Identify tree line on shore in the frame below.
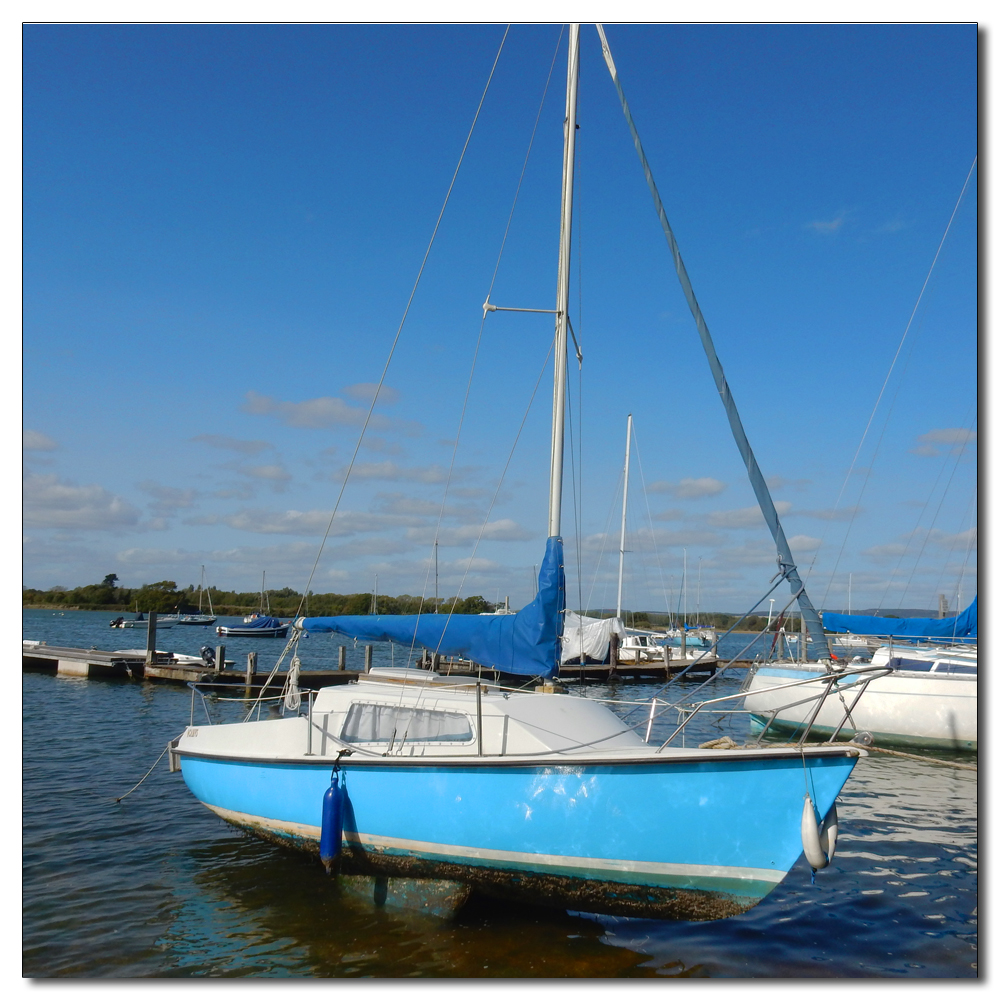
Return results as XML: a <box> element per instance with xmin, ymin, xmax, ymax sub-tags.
<box><xmin>23</xmin><ymin>575</ymin><xmax>804</xmax><ymax>630</ymax></box>
<box><xmin>21</xmin><ymin>575</ymin><xmax>497</xmax><ymax>617</ymax></box>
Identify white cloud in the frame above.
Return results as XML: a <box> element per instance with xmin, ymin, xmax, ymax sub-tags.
<box><xmin>343</xmin><ymin>383</ymin><xmax>400</xmax><ymax>405</ymax></box>
<box><xmin>862</xmin><ymin>542</ymin><xmax>909</xmax><ymax>562</ymax></box>
<box><xmin>242</xmin><ymin>390</ymin><xmax>419</xmax><ymax>435</ymax></box>
<box><xmin>222</xmin><ymin>508</ymin><xmax>424</xmax><ymax>536</ymax></box>
<box><xmin>651</xmin><ymin>508</ymin><xmax>686</xmax><ymax>522</ymax></box>
<box><xmin>787</xmin><ymin>534</ymin><xmax>821</xmax><ymax>552</ymax></box>
<box><xmin>806</xmin><ymin>210</ymin><xmax>848</xmax><ymax>234</ymax></box>
<box><xmin>375</xmin><ymin>492</ymin><xmax>483</xmax><ymax>522</ymax></box>
<box><xmin>191</xmin><ymin>434</ymin><xmax>271</xmax><ymax>455</ymax></box>
<box><xmin>360</xmin><ymin>436</ymin><xmax>403</xmax><ymax>456</ymax></box>
<box><xmin>23</xmin><ymin>430</ymin><xmax>57</xmax><ymax>451</ymax></box>
<box><xmin>578</xmin><ymin>528</ymin><xmax>721</xmax><ymax>552</ymax></box>
<box><xmin>765</xmin><ymin>475</ymin><xmax>811</xmax><ymax>492</ymax></box>
<box><xmin>243</xmin><ymin>390</ymin><xmax>375</xmax><ymax>428</ymax></box>
<box><xmin>240</xmin><ymin>464</ymin><xmax>292</xmax><ymax>483</ymax></box>
<box><xmin>406</xmin><ymin>519</ymin><xmax>534</xmax><ymax>546</ymax></box>
<box><xmin>137</xmin><ymin>481</ymin><xmax>198</xmax><ymax>515</ymax></box>
<box><xmin>648</xmin><ymin>477</ymin><xmax>726</xmax><ymax>499</ymax></box>
<box><xmin>24</xmin><ymin>473</ymin><xmax>141</xmax><ymax>530</ymax></box>
<box><xmin>706</xmin><ymin>501</ymin><xmax>792</xmax><ymax>528</ymax></box>
<box><xmin>910</xmin><ymin>428</ymin><xmax>977</xmax><ymax>457</ymax></box>
<box><xmin>340</xmin><ymin>461</ymin><xmax>471</xmax><ymax>484</ymax></box>
<box><xmin>794</xmin><ymin>505</ymin><xmax>862</xmax><ymax>522</ymax></box>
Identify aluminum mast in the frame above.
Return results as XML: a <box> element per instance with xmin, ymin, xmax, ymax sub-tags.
<box><xmin>547</xmin><ymin>23</ymin><xmax>580</xmax><ymax>539</ymax></box>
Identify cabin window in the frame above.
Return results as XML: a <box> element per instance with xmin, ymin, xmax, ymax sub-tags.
<box><xmin>889</xmin><ymin>656</ymin><xmax>976</xmax><ymax>675</ymax></box>
<box><xmin>340</xmin><ymin>703</ymin><xmax>474</xmax><ymax>744</ymax></box>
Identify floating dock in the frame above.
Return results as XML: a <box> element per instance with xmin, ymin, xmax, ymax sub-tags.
<box><xmin>22</xmin><ymin>641</ymin><xmax>358</xmax><ymax>689</ymax></box>
<box><xmin>25</xmin><ymin>641</ymin><xmax>730</xmax><ymax>690</ymax></box>
<box><xmin>416</xmin><ymin>649</ymin><xmax>719</xmax><ymax>683</ymax></box>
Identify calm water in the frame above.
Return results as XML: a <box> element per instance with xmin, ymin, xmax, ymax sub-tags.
<box><xmin>22</xmin><ymin>610</ymin><xmax>977</xmax><ymax>977</ymax></box>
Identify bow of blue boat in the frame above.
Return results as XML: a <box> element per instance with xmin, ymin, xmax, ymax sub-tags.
<box><xmin>173</xmin><ymin>665</ymin><xmax>863</xmax><ymax>920</ymax></box>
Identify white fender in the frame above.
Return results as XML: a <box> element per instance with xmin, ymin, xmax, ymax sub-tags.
<box><xmin>801</xmin><ymin>794</ymin><xmax>829</xmax><ymax>869</ymax></box>
<box><xmin>819</xmin><ymin>801</ymin><xmax>839</xmax><ymax>862</ymax></box>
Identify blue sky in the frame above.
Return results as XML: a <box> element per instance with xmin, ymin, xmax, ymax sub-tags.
<box><xmin>22</xmin><ymin>22</ymin><xmax>978</xmax><ymax>615</ymax></box>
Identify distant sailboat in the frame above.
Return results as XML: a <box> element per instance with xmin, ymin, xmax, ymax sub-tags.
<box><xmin>170</xmin><ymin>566</ymin><xmax>217</xmax><ymax>626</ymax></box>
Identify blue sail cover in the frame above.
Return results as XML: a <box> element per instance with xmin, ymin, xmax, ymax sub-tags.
<box><xmin>298</xmin><ymin>536</ymin><xmax>566</xmax><ymax>677</ymax></box>
<box><xmin>241</xmin><ymin>615</ymin><xmax>287</xmax><ymax>629</ymax></box>
<box><xmin>822</xmin><ymin>597</ymin><xmax>977</xmax><ymax>642</ymax></box>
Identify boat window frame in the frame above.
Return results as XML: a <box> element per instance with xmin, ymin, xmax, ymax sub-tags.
<box><xmin>339</xmin><ymin>700</ymin><xmax>476</xmax><ymax>747</ymax></box>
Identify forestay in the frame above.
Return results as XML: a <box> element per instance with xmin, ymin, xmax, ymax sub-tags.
<box><xmin>298</xmin><ymin>536</ymin><xmax>566</xmax><ymax>677</ymax></box>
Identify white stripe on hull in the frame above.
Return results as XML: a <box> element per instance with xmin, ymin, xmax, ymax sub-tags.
<box><xmin>204</xmin><ymin>802</ymin><xmax>784</xmax><ymax>885</ymax></box>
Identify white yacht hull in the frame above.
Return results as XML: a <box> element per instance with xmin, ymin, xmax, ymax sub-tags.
<box><xmin>744</xmin><ymin>657</ymin><xmax>976</xmax><ymax>751</ymax></box>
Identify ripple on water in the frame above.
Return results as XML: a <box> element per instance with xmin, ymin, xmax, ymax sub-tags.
<box><xmin>22</xmin><ymin>611</ymin><xmax>978</xmax><ymax>977</ymax></box>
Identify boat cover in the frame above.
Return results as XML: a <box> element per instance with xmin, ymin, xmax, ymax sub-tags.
<box><xmin>822</xmin><ymin>596</ymin><xmax>977</xmax><ymax>642</ymax></box>
<box><xmin>238</xmin><ymin>615</ymin><xmax>287</xmax><ymax>630</ymax></box>
<box><xmin>560</xmin><ymin>611</ymin><xmax>625</xmax><ymax>664</ymax></box>
<box><xmin>298</xmin><ymin>536</ymin><xmax>566</xmax><ymax>677</ymax></box>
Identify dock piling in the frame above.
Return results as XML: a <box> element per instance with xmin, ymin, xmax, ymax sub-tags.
<box><xmin>245</xmin><ymin>651</ymin><xmax>257</xmax><ymax>697</ymax></box>
<box><xmin>338</xmin><ymin>646</ymin><xmax>346</xmax><ymax>670</ymax></box>
<box><xmin>215</xmin><ymin>645</ymin><xmax>226</xmax><ymax>673</ymax></box>
<box><xmin>145</xmin><ymin>612</ymin><xmax>157</xmax><ymax>666</ymax></box>
<box><xmin>364</xmin><ymin>645</ymin><xmax>373</xmax><ymax>673</ymax></box>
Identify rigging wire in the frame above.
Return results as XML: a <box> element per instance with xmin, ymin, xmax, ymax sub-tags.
<box><xmin>362</xmin><ymin>28</ymin><xmax>568</xmax><ymax>738</ymax></box>
<box><xmin>290</xmin><ymin>24</ymin><xmax>511</xmax><ymax>621</ymax></box>
<box><xmin>894</xmin><ymin>415</ymin><xmax>977</xmax><ymax>609</ymax></box>
<box><xmin>631</xmin><ymin>428</ymin><xmax>674</xmax><ymax>624</ymax></box>
<box><xmin>428</xmin><ymin>338</ymin><xmax>556</xmax><ymax>657</ymax></box>
<box><xmin>930</xmin><ymin>488</ymin><xmax>977</xmax><ymax>608</ymax></box>
<box><xmin>583</xmin><ymin>466</ymin><xmax>625</xmax><ymax>614</ymax></box>
<box><xmin>635</xmin><ymin>448</ymin><xmax>673</xmax><ymax>618</ymax></box>
<box><xmin>408</xmin><ymin>24</ymin><xmax>564</xmax><ymax>642</ymax></box>
<box><xmin>816</xmin><ymin>156</ymin><xmax>977</xmax><ymax>609</ymax></box>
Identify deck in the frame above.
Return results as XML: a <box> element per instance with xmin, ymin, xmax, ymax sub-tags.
<box><xmin>22</xmin><ymin>641</ymin><xmax>358</xmax><ymax>690</ymax></box>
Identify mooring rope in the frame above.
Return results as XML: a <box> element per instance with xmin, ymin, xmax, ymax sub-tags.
<box><xmin>737</xmin><ymin>740</ymin><xmax>976</xmax><ymax>771</ymax></box>
<box><xmin>114</xmin><ymin>742</ymin><xmax>171</xmax><ymax>803</ymax></box>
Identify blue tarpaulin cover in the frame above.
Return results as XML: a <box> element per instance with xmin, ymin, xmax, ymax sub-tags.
<box><xmin>298</xmin><ymin>536</ymin><xmax>565</xmax><ymax>677</ymax></box>
<box><xmin>240</xmin><ymin>616</ymin><xmax>287</xmax><ymax>629</ymax></box>
<box><xmin>822</xmin><ymin>597</ymin><xmax>977</xmax><ymax>642</ymax></box>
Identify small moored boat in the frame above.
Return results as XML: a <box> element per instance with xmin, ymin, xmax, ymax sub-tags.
<box><xmin>216</xmin><ymin>615</ymin><xmax>289</xmax><ymax>638</ymax></box>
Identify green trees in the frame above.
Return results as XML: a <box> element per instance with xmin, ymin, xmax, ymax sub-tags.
<box><xmin>22</xmin><ymin>580</ymin><xmax>500</xmax><ymax>616</ymax></box>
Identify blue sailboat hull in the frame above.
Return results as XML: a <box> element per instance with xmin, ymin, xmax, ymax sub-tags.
<box><xmin>180</xmin><ymin>750</ymin><xmax>857</xmax><ymax>919</ymax></box>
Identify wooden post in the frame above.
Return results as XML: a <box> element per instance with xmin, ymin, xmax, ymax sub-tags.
<box><xmin>145</xmin><ymin>612</ymin><xmax>157</xmax><ymax>666</ymax></box>
<box><xmin>245</xmin><ymin>650</ymin><xmax>257</xmax><ymax>697</ymax></box>
<box><xmin>609</xmin><ymin>632</ymin><xmax>619</xmax><ymax>679</ymax></box>
<box><xmin>364</xmin><ymin>645</ymin><xmax>373</xmax><ymax>673</ymax></box>
<box><xmin>338</xmin><ymin>645</ymin><xmax>346</xmax><ymax>671</ymax></box>
<box><xmin>215</xmin><ymin>644</ymin><xmax>226</xmax><ymax>673</ymax></box>
<box><xmin>663</xmin><ymin>642</ymin><xmax>671</xmax><ymax>673</ymax></box>
<box><xmin>681</xmin><ymin>628</ymin><xmax>687</xmax><ymax>662</ymax></box>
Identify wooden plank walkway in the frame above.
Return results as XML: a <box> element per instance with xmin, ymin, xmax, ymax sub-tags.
<box><xmin>417</xmin><ymin>651</ymin><xmax>720</xmax><ymax>684</ymax></box>
<box><xmin>25</xmin><ymin>641</ymin><xmax>744</xmax><ymax>690</ymax></box>
<box><xmin>22</xmin><ymin>641</ymin><xmax>357</xmax><ymax>689</ymax></box>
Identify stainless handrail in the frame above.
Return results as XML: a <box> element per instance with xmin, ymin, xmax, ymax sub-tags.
<box><xmin>654</xmin><ymin>664</ymin><xmax>892</xmax><ymax>751</ymax></box>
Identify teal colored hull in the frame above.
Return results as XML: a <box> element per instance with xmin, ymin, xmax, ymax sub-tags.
<box><xmin>179</xmin><ymin>750</ymin><xmax>858</xmax><ymax>919</ymax></box>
